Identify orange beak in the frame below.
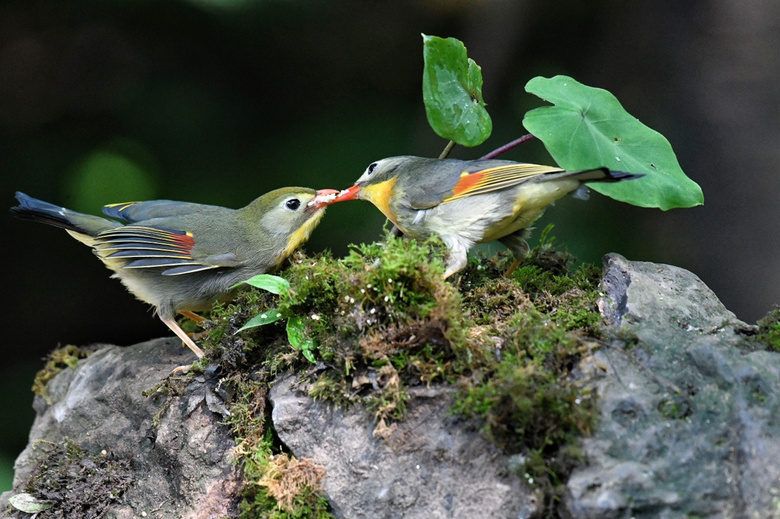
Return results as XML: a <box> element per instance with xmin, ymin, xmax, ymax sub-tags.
<box><xmin>331</xmin><ymin>185</ymin><xmax>361</xmax><ymax>203</ymax></box>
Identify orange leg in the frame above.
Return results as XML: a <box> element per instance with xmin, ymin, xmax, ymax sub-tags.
<box><xmin>178</xmin><ymin>310</ymin><xmax>209</xmax><ymax>341</ymax></box>
<box><xmin>160</xmin><ymin>315</ymin><xmax>205</xmax><ymax>359</ymax></box>
<box><xmin>504</xmin><ymin>258</ymin><xmax>522</xmax><ymax>277</ymax></box>
<box><xmin>179</xmin><ymin>310</ymin><xmax>206</xmax><ymax>325</ymax></box>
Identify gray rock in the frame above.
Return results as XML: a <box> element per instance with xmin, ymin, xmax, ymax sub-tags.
<box><xmin>5</xmin><ymin>254</ymin><xmax>779</xmax><ymax>519</ymax></box>
<box><xmin>565</xmin><ymin>254</ymin><xmax>780</xmax><ymax>519</ymax></box>
<box><xmin>0</xmin><ymin>338</ymin><xmax>239</xmax><ymax>519</ymax></box>
<box><xmin>269</xmin><ymin>377</ymin><xmax>536</xmax><ymax>519</ymax></box>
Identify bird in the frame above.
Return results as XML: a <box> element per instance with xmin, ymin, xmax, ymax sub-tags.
<box><xmin>11</xmin><ymin>187</ymin><xmax>338</xmax><ymax>359</ymax></box>
<box><xmin>325</xmin><ymin>156</ymin><xmax>643</xmax><ymax>278</ymax></box>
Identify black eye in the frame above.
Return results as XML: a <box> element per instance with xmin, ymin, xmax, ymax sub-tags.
<box><xmin>285</xmin><ymin>198</ymin><xmax>301</xmax><ymax>210</ymax></box>
<box><xmin>367</xmin><ymin>162</ymin><xmax>378</xmax><ymax>175</ymax></box>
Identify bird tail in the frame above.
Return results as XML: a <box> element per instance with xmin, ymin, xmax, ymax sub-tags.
<box><xmin>540</xmin><ymin>168</ymin><xmax>643</xmax><ymax>201</ymax></box>
<box><xmin>11</xmin><ymin>192</ymin><xmax>119</xmax><ymax>236</ymax></box>
<box><xmin>555</xmin><ymin>168</ymin><xmax>644</xmax><ymax>183</ymax></box>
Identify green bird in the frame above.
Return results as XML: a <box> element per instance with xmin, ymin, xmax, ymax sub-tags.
<box><xmin>324</xmin><ymin>156</ymin><xmax>642</xmax><ymax>277</ymax></box>
<box><xmin>12</xmin><ymin>187</ymin><xmax>338</xmax><ymax>358</ymax></box>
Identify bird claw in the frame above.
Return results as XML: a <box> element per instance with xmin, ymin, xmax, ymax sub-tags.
<box><xmin>168</xmin><ymin>363</ymin><xmax>196</xmax><ymax>377</ymax></box>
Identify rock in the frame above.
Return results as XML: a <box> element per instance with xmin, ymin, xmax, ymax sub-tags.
<box><xmin>0</xmin><ymin>338</ymin><xmax>239</xmax><ymax>519</ymax></box>
<box><xmin>565</xmin><ymin>254</ymin><xmax>780</xmax><ymax>519</ymax></box>
<box><xmin>269</xmin><ymin>377</ymin><xmax>537</xmax><ymax>519</ymax></box>
<box><xmin>5</xmin><ymin>254</ymin><xmax>779</xmax><ymax>519</ymax></box>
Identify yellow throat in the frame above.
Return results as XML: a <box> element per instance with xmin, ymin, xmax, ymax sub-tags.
<box><xmin>360</xmin><ymin>177</ymin><xmax>399</xmax><ymax>226</ymax></box>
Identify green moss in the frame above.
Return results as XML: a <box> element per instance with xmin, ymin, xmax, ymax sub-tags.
<box><xmin>219</xmin><ymin>372</ymin><xmax>333</xmax><ymax>519</ymax></box>
<box><xmin>755</xmin><ymin>306</ymin><xmax>780</xmax><ymax>352</ymax></box>
<box><xmin>32</xmin><ymin>345</ymin><xmax>93</xmax><ymax>405</ymax></box>
<box><xmin>18</xmin><ymin>439</ymin><xmax>132</xmax><ymax>518</ymax></box>
<box><xmin>197</xmin><ymin>231</ymin><xmax>608</xmax><ymax>516</ymax></box>
<box><xmin>657</xmin><ymin>394</ymin><xmax>693</xmax><ymax>420</ymax></box>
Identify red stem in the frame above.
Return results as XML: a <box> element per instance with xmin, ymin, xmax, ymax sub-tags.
<box><xmin>479</xmin><ymin>134</ymin><xmax>536</xmax><ymax>160</ymax></box>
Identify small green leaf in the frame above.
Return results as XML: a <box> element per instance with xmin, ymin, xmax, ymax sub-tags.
<box><xmin>422</xmin><ymin>34</ymin><xmax>492</xmax><ymax>147</ymax></box>
<box><xmin>286</xmin><ymin>316</ymin><xmax>305</xmax><ymax>347</ymax></box>
<box><xmin>237</xmin><ymin>307</ymin><xmax>286</xmax><ymax>332</ymax></box>
<box><xmin>300</xmin><ymin>341</ymin><xmax>316</xmax><ymax>364</ymax></box>
<box><xmin>234</xmin><ymin>274</ymin><xmax>290</xmax><ymax>294</ymax></box>
<box><xmin>286</xmin><ymin>317</ymin><xmax>317</xmax><ymax>363</ymax></box>
<box><xmin>523</xmin><ymin>75</ymin><xmax>703</xmax><ymax>210</ymax></box>
<box><xmin>9</xmin><ymin>493</ymin><xmax>53</xmax><ymax>513</ymax></box>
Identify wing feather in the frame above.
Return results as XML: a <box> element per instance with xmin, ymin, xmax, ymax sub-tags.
<box><xmin>443</xmin><ymin>164</ymin><xmax>564</xmax><ymax>203</ymax></box>
<box><xmin>92</xmin><ymin>225</ymin><xmax>234</xmax><ymax>276</ymax></box>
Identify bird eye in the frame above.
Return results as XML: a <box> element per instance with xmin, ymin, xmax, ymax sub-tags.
<box><xmin>366</xmin><ymin>162</ymin><xmax>378</xmax><ymax>175</ymax></box>
<box><xmin>285</xmin><ymin>198</ymin><xmax>301</xmax><ymax>210</ymax></box>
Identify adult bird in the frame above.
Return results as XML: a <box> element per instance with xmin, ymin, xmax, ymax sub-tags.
<box><xmin>325</xmin><ymin>156</ymin><xmax>642</xmax><ymax>277</ymax></box>
<box><xmin>12</xmin><ymin>187</ymin><xmax>338</xmax><ymax>358</ymax></box>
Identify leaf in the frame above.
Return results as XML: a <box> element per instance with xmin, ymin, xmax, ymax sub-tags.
<box><xmin>286</xmin><ymin>317</ymin><xmax>317</xmax><ymax>363</ymax></box>
<box><xmin>236</xmin><ymin>307</ymin><xmax>286</xmax><ymax>332</ymax></box>
<box><xmin>422</xmin><ymin>34</ymin><xmax>492</xmax><ymax>147</ymax></box>
<box><xmin>234</xmin><ymin>274</ymin><xmax>290</xmax><ymax>294</ymax></box>
<box><xmin>523</xmin><ymin>75</ymin><xmax>703</xmax><ymax>210</ymax></box>
<box><xmin>286</xmin><ymin>316</ymin><xmax>305</xmax><ymax>347</ymax></box>
<box><xmin>9</xmin><ymin>493</ymin><xmax>53</xmax><ymax>513</ymax></box>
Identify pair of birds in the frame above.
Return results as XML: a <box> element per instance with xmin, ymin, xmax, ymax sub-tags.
<box><xmin>12</xmin><ymin>156</ymin><xmax>640</xmax><ymax>358</ymax></box>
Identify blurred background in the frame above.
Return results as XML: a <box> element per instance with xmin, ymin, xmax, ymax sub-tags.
<box><xmin>2</xmin><ymin>0</ymin><xmax>779</xmax><ymax>491</ymax></box>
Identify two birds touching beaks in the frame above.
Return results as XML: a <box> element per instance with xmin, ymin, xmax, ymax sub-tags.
<box><xmin>12</xmin><ymin>156</ymin><xmax>642</xmax><ymax>359</ymax></box>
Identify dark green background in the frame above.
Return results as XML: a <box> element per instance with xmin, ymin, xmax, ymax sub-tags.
<box><xmin>3</xmin><ymin>1</ymin><xmax>779</xmax><ymax>492</ymax></box>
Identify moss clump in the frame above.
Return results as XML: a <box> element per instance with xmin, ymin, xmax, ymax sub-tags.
<box><xmin>258</xmin><ymin>454</ymin><xmax>328</xmax><ymax>516</ymax></box>
<box><xmin>754</xmin><ymin>306</ymin><xmax>780</xmax><ymax>352</ymax></box>
<box><xmin>199</xmin><ymin>231</ymin><xmax>605</xmax><ymax>517</ymax></box>
<box><xmin>32</xmin><ymin>345</ymin><xmax>93</xmax><ymax>404</ymax></box>
<box><xmin>218</xmin><ymin>372</ymin><xmax>332</xmax><ymax>519</ymax></box>
<box><xmin>17</xmin><ymin>439</ymin><xmax>132</xmax><ymax>518</ymax></box>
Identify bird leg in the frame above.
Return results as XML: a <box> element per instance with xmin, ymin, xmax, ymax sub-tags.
<box><xmin>499</xmin><ymin>231</ymin><xmax>530</xmax><ymax>277</ymax></box>
<box><xmin>160</xmin><ymin>314</ymin><xmax>205</xmax><ymax>358</ymax></box>
<box><xmin>178</xmin><ymin>310</ymin><xmax>210</xmax><ymax>341</ymax></box>
<box><xmin>179</xmin><ymin>310</ymin><xmax>205</xmax><ymax>325</ymax></box>
<box><xmin>504</xmin><ymin>259</ymin><xmax>523</xmax><ymax>277</ymax></box>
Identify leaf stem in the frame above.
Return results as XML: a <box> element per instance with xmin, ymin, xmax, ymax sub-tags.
<box><xmin>438</xmin><ymin>140</ymin><xmax>456</xmax><ymax>159</ymax></box>
<box><xmin>480</xmin><ymin>134</ymin><xmax>536</xmax><ymax>160</ymax></box>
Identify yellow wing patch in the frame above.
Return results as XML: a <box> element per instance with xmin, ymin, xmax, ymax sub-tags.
<box><xmin>104</xmin><ymin>201</ymin><xmax>141</xmax><ymax>212</ymax></box>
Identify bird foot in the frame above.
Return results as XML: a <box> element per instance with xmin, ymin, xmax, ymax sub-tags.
<box><xmin>168</xmin><ymin>363</ymin><xmax>195</xmax><ymax>376</ymax></box>
<box><xmin>503</xmin><ymin>258</ymin><xmax>522</xmax><ymax>277</ymax></box>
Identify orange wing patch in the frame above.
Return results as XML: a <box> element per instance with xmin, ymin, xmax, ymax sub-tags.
<box><xmin>93</xmin><ymin>226</ymin><xmax>216</xmax><ymax>275</ymax></box>
<box><xmin>443</xmin><ymin>163</ymin><xmax>564</xmax><ymax>203</ymax></box>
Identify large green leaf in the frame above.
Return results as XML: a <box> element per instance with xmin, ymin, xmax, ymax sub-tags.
<box><xmin>422</xmin><ymin>34</ymin><xmax>492</xmax><ymax>147</ymax></box>
<box><xmin>523</xmin><ymin>75</ymin><xmax>703</xmax><ymax>210</ymax></box>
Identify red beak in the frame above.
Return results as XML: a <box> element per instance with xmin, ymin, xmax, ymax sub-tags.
<box><xmin>331</xmin><ymin>185</ymin><xmax>361</xmax><ymax>203</ymax></box>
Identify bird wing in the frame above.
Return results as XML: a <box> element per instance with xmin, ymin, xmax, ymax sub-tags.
<box><xmin>102</xmin><ymin>200</ymin><xmax>215</xmax><ymax>223</ymax></box>
<box><xmin>440</xmin><ymin>163</ymin><xmax>565</xmax><ymax>204</ymax></box>
<box><xmin>94</xmin><ymin>225</ymin><xmax>241</xmax><ymax>276</ymax></box>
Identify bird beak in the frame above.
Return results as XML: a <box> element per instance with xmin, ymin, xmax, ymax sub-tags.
<box><xmin>331</xmin><ymin>185</ymin><xmax>361</xmax><ymax>203</ymax></box>
<box><xmin>306</xmin><ymin>185</ymin><xmax>361</xmax><ymax>208</ymax></box>
<box><xmin>307</xmin><ymin>189</ymin><xmax>340</xmax><ymax>209</ymax></box>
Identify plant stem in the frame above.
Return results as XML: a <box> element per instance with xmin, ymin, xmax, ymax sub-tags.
<box><xmin>480</xmin><ymin>134</ymin><xmax>536</xmax><ymax>160</ymax></box>
<box><xmin>439</xmin><ymin>140</ymin><xmax>456</xmax><ymax>159</ymax></box>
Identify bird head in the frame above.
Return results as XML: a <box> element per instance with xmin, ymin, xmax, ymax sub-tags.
<box><xmin>246</xmin><ymin>187</ymin><xmax>338</xmax><ymax>258</ymax></box>
<box><xmin>320</xmin><ymin>157</ymin><xmax>424</xmax><ymax>227</ymax></box>
<box><xmin>329</xmin><ymin>156</ymin><xmax>413</xmax><ymax>203</ymax></box>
